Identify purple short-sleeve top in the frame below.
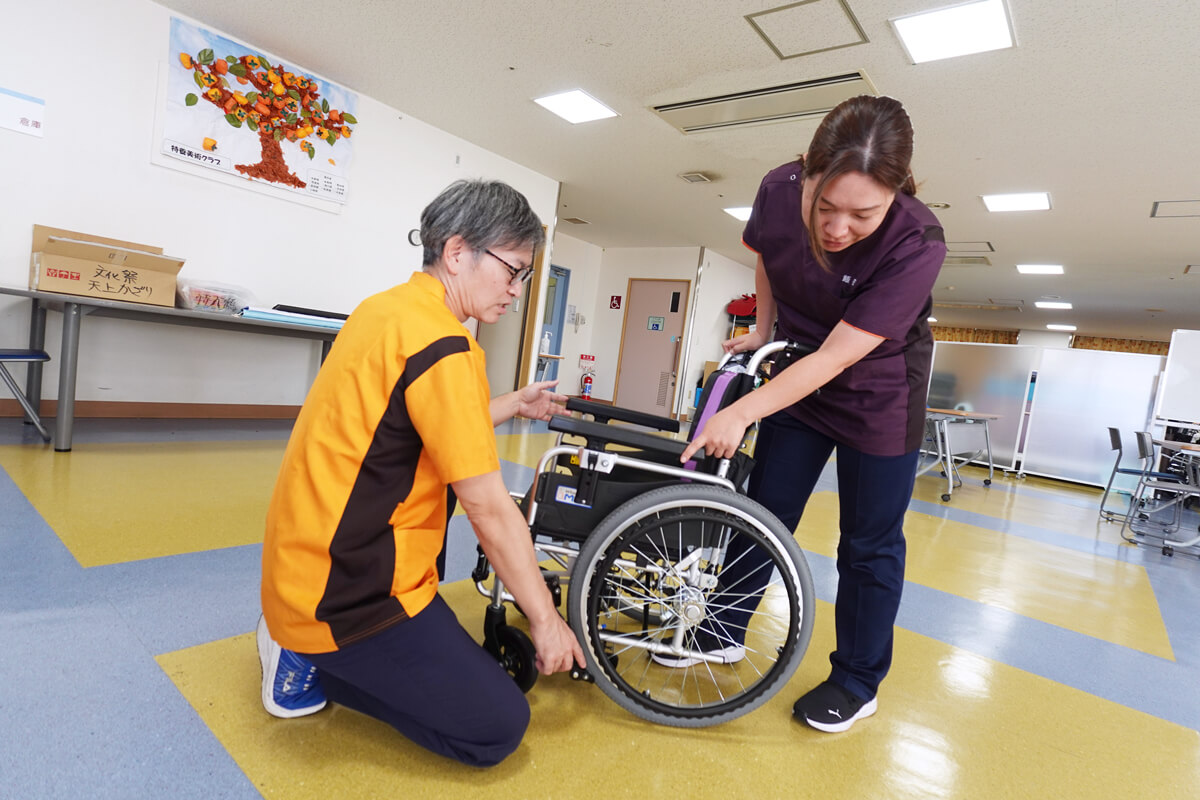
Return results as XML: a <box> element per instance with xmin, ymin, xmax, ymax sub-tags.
<box><xmin>742</xmin><ymin>160</ymin><xmax>946</xmax><ymax>456</ymax></box>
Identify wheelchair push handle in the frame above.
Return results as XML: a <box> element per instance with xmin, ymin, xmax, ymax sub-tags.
<box><xmin>716</xmin><ymin>339</ymin><xmax>814</xmax><ymax>377</ymax></box>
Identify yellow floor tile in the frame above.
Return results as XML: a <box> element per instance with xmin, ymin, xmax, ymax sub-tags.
<box><xmin>159</xmin><ymin>579</ymin><xmax>1200</xmax><ymax>800</ymax></box>
<box><xmin>0</xmin><ymin>441</ymin><xmax>282</xmax><ymax>566</ymax></box>
<box><xmin>796</xmin><ymin>491</ymin><xmax>1172</xmax><ymax>659</ymax></box>
<box><xmin>495</xmin><ymin>431</ymin><xmax>564</xmax><ymax>469</ymax></box>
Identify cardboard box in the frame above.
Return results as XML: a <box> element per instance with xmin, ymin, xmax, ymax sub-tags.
<box><xmin>702</xmin><ymin>360</ymin><xmax>721</xmax><ymax>386</ymax></box>
<box><xmin>29</xmin><ymin>225</ymin><xmax>185</xmax><ymax>308</ymax></box>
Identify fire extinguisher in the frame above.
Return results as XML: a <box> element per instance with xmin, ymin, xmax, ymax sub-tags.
<box><xmin>580</xmin><ymin>370</ymin><xmax>595</xmax><ymax>398</ymax></box>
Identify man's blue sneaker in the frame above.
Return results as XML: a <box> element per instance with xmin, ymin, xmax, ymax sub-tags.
<box><xmin>256</xmin><ymin>615</ymin><xmax>327</xmax><ymax>718</ymax></box>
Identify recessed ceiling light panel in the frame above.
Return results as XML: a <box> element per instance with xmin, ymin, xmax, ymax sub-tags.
<box><xmin>724</xmin><ymin>207</ymin><xmax>753</xmax><ymax>221</ymax></box>
<box><xmin>1046</xmin><ymin>324</ymin><xmax>1077</xmax><ymax>331</ymax></box>
<box><xmin>1034</xmin><ymin>301</ymin><xmax>1072</xmax><ymax>309</ymax></box>
<box><xmin>1016</xmin><ymin>264</ymin><xmax>1063</xmax><ymax>274</ymax></box>
<box><xmin>534</xmin><ymin>90</ymin><xmax>618</xmax><ymax>124</ymax></box>
<box><xmin>891</xmin><ymin>0</ymin><xmax>1015</xmax><ymax>64</ymax></box>
<box><xmin>982</xmin><ymin>192</ymin><xmax>1051</xmax><ymax>212</ymax></box>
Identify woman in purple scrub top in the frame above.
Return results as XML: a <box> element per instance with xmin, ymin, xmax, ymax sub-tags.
<box><xmin>680</xmin><ymin>95</ymin><xmax>946</xmax><ymax>733</ymax></box>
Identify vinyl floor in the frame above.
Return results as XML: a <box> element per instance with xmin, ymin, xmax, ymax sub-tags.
<box><xmin>2</xmin><ymin>416</ymin><xmax>1198</xmax><ymax>799</ymax></box>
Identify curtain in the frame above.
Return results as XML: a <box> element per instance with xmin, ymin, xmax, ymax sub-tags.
<box><xmin>1071</xmin><ymin>336</ymin><xmax>1169</xmax><ymax>355</ymax></box>
<box><xmin>931</xmin><ymin>326</ymin><xmax>1019</xmax><ymax>345</ymax></box>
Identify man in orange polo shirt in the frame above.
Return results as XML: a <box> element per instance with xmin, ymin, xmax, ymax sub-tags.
<box><xmin>258</xmin><ymin>179</ymin><xmax>583</xmax><ymax>767</ymax></box>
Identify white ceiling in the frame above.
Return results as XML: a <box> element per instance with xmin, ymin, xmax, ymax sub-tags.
<box><xmin>156</xmin><ymin>0</ymin><xmax>1200</xmax><ymax>341</ymax></box>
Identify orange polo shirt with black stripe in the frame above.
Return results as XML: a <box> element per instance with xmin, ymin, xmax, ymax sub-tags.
<box><xmin>261</xmin><ymin>271</ymin><xmax>500</xmax><ymax>654</ymax></box>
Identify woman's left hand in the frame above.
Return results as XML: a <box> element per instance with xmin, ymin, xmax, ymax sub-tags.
<box><xmin>680</xmin><ymin>406</ymin><xmax>751</xmax><ymax>463</ymax></box>
<box><xmin>515</xmin><ymin>379</ymin><xmax>568</xmax><ymax>421</ymax></box>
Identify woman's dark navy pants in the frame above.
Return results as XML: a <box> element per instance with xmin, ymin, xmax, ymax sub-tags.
<box><xmin>725</xmin><ymin>411</ymin><xmax>918</xmax><ymax>702</ymax></box>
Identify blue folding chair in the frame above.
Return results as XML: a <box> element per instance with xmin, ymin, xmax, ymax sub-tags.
<box><xmin>0</xmin><ymin>349</ymin><xmax>51</xmax><ymax>442</ymax></box>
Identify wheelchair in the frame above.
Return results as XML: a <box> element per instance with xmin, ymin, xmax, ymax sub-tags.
<box><xmin>474</xmin><ymin>341</ymin><xmax>815</xmax><ymax>727</ymax></box>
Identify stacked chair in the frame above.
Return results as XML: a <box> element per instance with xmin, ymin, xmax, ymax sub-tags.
<box><xmin>1114</xmin><ymin>431</ymin><xmax>1200</xmax><ymax>557</ymax></box>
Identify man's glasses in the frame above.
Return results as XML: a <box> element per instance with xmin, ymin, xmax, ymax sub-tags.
<box><xmin>484</xmin><ymin>249</ymin><xmax>535</xmax><ymax>285</ymax></box>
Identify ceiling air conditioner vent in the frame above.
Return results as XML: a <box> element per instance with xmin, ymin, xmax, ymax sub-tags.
<box><xmin>679</xmin><ymin>172</ymin><xmax>713</xmax><ymax>183</ymax></box>
<box><xmin>653</xmin><ymin>72</ymin><xmax>876</xmax><ymax>134</ymax></box>
<box><xmin>943</xmin><ymin>256</ymin><xmax>992</xmax><ymax>266</ymax></box>
<box><xmin>934</xmin><ymin>301</ymin><xmax>1023</xmax><ymax>312</ymax></box>
<box><xmin>562</xmin><ymin>217</ymin><xmax>590</xmax><ymax>225</ymax></box>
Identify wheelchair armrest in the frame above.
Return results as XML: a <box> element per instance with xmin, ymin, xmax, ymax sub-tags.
<box><xmin>564</xmin><ymin>398</ymin><xmax>680</xmax><ymax>433</ymax></box>
<box><xmin>549</xmin><ymin>414</ymin><xmax>694</xmax><ymax>462</ymax></box>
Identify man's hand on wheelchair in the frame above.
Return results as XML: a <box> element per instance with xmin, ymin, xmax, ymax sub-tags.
<box><xmin>681</xmin><ymin>406</ymin><xmax>751</xmax><ymax>463</ymax></box>
<box><xmin>516</xmin><ymin>379</ymin><xmax>569</xmax><ymax>421</ymax></box>
<box><xmin>527</xmin><ymin>610</ymin><xmax>586</xmax><ymax>675</ymax></box>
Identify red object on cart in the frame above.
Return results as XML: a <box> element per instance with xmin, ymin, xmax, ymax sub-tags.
<box><xmin>726</xmin><ymin>293</ymin><xmax>756</xmax><ymax>322</ymax></box>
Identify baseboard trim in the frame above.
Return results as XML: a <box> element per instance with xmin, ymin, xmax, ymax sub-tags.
<box><xmin>0</xmin><ymin>399</ymin><xmax>302</xmax><ymax>420</ymax></box>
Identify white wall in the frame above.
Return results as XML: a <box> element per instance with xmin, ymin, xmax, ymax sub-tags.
<box><xmin>678</xmin><ymin>249</ymin><xmax>756</xmax><ymax>415</ymax></box>
<box><xmin>0</xmin><ymin>0</ymin><xmax>558</xmax><ymax>406</ymax></box>
<box><xmin>544</xmin><ymin>232</ymin><xmax>603</xmax><ymax>397</ymax></box>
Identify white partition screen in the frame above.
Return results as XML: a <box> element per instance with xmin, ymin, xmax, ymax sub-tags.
<box><xmin>1156</xmin><ymin>329</ymin><xmax>1200</xmax><ymax>426</ymax></box>
<box><xmin>929</xmin><ymin>342</ymin><xmax>1039</xmax><ymax>470</ymax></box>
<box><xmin>1021</xmin><ymin>348</ymin><xmax>1164</xmax><ymax>487</ymax></box>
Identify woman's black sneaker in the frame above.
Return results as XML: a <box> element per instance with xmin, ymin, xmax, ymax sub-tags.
<box><xmin>793</xmin><ymin>680</ymin><xmax>877</xmax><ymax>732</ymax></box>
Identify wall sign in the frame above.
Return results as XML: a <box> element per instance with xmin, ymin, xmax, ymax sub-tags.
<box><xmin>647</xmin><ymin>316</ymin><xmax>664</xmax><ymax>331</ymax></box>
<box><xmin>163</xmin><ymin>17</ymin><xmax>359</xmax><ymax>204</ymax></box>
<box><xmin>0</xmin><ymin>86</ymin><xmax>45</xmax><ymax>137</ymax></box>
<box><xmin>610</xmin><ymin>295</ymin><xmax>621</xmax><ymax>309</ymax></box>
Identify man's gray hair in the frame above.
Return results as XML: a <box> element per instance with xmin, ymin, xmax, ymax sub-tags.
<box><xmin>420</xmin><ymin>179</ymin><xmax>545</xmax><ymax>267</ymax></box>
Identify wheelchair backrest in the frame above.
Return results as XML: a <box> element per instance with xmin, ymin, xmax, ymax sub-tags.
<box><xmin>685</xmin><ymin>366</ymin><xmax>756</xmax><ymax>476</ymax></box>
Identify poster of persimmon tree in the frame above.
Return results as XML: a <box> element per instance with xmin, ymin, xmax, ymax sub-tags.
<box><xmin>163</xmin><ymin>17</ymin><xmax>358</xmax><ymax>203</ymax></box>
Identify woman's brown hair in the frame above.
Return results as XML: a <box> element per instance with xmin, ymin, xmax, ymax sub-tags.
<box><xmin>800</xmin><ymin>95</ymin><xmax>917</xmax><ymax>269</ymax></box>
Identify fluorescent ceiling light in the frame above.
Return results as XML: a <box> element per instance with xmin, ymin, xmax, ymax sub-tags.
<box><xmin>927</xmin><ymin>316</ymin><xmax>938</xmax><ymax>323</ymax></box>
<box><xmin>533</xmin><ymin>90</ymin><xmax>617</xmax><ymax>123</ymax></box>
<box><xmin>724</xmin><ymin>207</ymin><xmax>753</xmax><ymax>221</ymax></box>
<box><xmin>982</xmin><ymin>192</ymin><xmax>1051</xmax><ymax>212</ymax></box>
<box><xmin>892</xmin><ymin>0</ymin><xmax>1014</xmax><ymax>64</ymax></box>
<box><xmin>1035</xmin><ymin>301</ymin><xmax>1072</xmax><ymax>309</ymax></box>
<box><xmin>1046</xmin><ymin>324</ymin><xmax>1076</xmax><ymax>331</ymax></box>
<box><xmin>1017</xmin><ymin>264</ymin><xmax>1064</xmax><ymax>275</ymax></box>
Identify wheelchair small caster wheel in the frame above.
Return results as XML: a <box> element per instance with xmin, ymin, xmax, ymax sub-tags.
<box><xmin>984</xmin><ymin>479</ymin><xmax>992</xmax><ymax>485</ymax></box>
<box><xmin>494</xmin><ymin>624</ymin><xmax>538</xmax><ymax>693</ymax></box>
<box><xmin>1162</xmin><ymin>545</ymin><xmax>1174</xmax><ymax>557</ymax></box>
<box><xmin>941</xmin><ymin>493</ymin><xmax>951</xmax><ymax>502</ymax></box>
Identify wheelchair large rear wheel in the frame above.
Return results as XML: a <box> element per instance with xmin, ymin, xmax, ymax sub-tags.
<box><xmin>567</xmin><ymin>484</ymin><xmax>814</xmax><ymax>727</ymax></box>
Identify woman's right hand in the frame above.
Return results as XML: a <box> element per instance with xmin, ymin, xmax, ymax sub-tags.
<box><xmin>723</xmin><ymin>328</ymin><xmax>768</xmax><ymax>354</ymax></box>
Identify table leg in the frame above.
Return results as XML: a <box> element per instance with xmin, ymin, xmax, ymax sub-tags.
<box><xmin>940</xmin><ymin>419</ymin><xmax>954</xmax><ymax>501</ymax></box>
<box><xmin>26</xmin><ymin>298</ymin><xmax>46</xmax><ymax>411</ymax></box>
<box><xmin>54</xmin><ymin>303</ymin><xmax>82</xmax><ymax>452</ymax></box>
<box><xmin>983</xmin><ymin>420</ymin><xmax>994</xmax><ymax>484</ymax></box>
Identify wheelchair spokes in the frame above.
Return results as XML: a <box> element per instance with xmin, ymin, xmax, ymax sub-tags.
<box><xmin>568</xmin><ymin>485</ymin><xmax>814</xmax><ymax>727</ymax></box>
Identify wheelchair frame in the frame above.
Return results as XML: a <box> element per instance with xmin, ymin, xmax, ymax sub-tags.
<box><xmin>474</xmin><ymin>341</ymin><xmax>816</xmax><ymax>726</ymax></box>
